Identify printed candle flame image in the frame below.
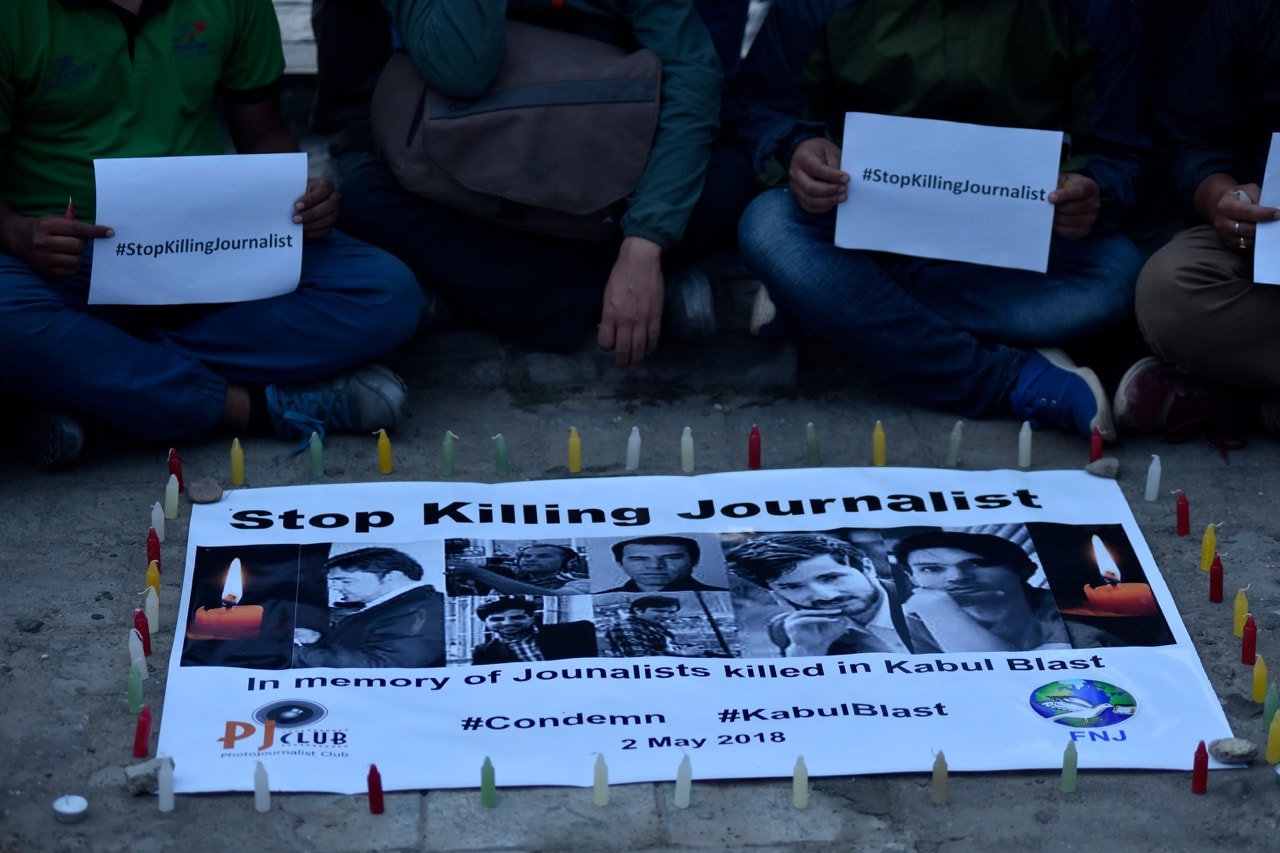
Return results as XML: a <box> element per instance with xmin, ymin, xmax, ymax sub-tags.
<box><xmin>187</xmin><ymin>558</ymin><xmax>264</xmax><ymax>640</ymax></box>
<box><xmin>1080</xmin><ymin>535</ymin><xmax>1156</xmax><ymax>617</ymax></box>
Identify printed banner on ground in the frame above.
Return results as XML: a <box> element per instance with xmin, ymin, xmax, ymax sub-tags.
<box><xmin>159</xmin><ymin>468</ymin><xmax>1230</xmax><ymax>794</ymax></box>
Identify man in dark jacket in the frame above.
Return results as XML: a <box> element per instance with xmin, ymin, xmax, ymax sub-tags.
<box><xmin>470</xmin><ymin>597</ymin><xmax>597</xmax><ymax>664</ymax></box>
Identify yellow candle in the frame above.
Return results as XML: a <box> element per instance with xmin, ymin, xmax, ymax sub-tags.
<box><xmin>931</xmin><ymin>751</ymin><xmax>948</xmax><ymax>804</ymax></box>
<box><xmin>1200</xmin><ymin>524</ymin><xmax>1215</xmax><ymax>572</ymax></box>
<box><xmin>163</xmin><ymin>474</ymin><xmax>179</xmax><ymax>519</ymax></box>
<box><xmin>1234</xmin><ymin>589</ymin><xmax>1249</xmax><ymax>638</ymax></box>
<box><xmin>230</xmin><ymin>437</ymin><xmax>245</xmax><ymax>486</ymax></box>
<box><xmin>146</xmin><ymin>560</ymin><xmax>161</xmax><ymax>597</ymax></box>
<box><xmin>1255</xmin><ymin>655</ymin><xmax>1269</xmax><ymax>703</ymax></box>
<box><xmin>872</xmin><ymin>420</ymin><xmax>886</xmax><ymax>466</ymax></box>
<box><xmin>792</xmin><ymin>756</ymin><xmax>809</xmax><ymax>809</ymax></box>
<box><xmin>377</xmin><ymin>428</ymin><xmax>392</xmax><ymax>475</ymax></box>
<box><xmin>592</xmin><ymin>754</ymin><xmax>608</xmax><ymax>807</ymax></box>
<box><xmin>1267</xmin><ymin>713</ymin><xmax>1280</xmax><ymax>764</ymax></box>
<box><xmin>568</xmin><ymin>427</ymin><xmax>582</xmax><ymax>473</ymax></box>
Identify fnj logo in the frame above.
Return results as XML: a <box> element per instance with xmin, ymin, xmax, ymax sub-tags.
<box><xmin>1029</xmin><ymin>679</ymin><xmax>1137</xmax><ymax>732</ymax></box>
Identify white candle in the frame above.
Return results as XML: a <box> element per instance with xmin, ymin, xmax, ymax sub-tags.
<box><xmin>680</xmin><ymin>427</ymin><xmax>694</xmax><ymax>474</ymax></box>
<box><xmin>945</xmin><ymin>421</ymin><xmax>963</xmax><ymax>467</ymax></box>
<box><xmin>1144</xmin><ymin>454</ymin><xmax>1161</xmax><ymax>502</ymax></box>
<box><xmin>157</xmin><ymin>755</ymin><xmax>175</xmax><ymax>813</ymax></box>
<box><xmin>150</xmin><ymin>502</ymin><xmax>165</xmax><ymax>543</ymax></box>
<box><xmin>254</xmin><ymin>761</ymin><xmax>270</xmax><ymax>813</ymax></box>
<box><xmin>1017</xmin><ymin>421</ymin><xmax>1032</xmax><ymax>468</ymax></box>
<box><xmin>792</xmin><ymin>756</ymin><xmax>809</xmax><ymax>809</ymax></box>
<box><xmin>163</xmin><ymin>474</ymin><xmax>179</xmax><ymax>519</ymax></box>
<box><xmin>592</xmin><ymin>754</ymin><xmax>609</xmax><ymax>806</ymax></box>
<box><xmin>128</xmin><ymin>629</ymin><xmax>148</xmax><ymax>681</ymax></box>
<box><xmin>625</xmin><ymin>426</ymin><xmax>641</xmax><ymax>471</ymax></box>
<box><xmin>145</xmin><ymin>587</ymin><xmax>160</xmax><ymax>636</ymax></box>
<box><xmin>52</xmin><ymin>794</ymin><xmax>89</xmax><ymax>823</ymax></box>
<box><xmin>674</xmin><ymin>755</ymin><xmax>692</xmax><ymax>809</ymax></box>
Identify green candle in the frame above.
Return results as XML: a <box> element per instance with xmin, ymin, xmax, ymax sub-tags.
<box><xmin>805</xmin><ymin>422</ymin><xmax>820</xmax><ymax>466</ymax></box>
<box><xmin>480</xmin><ymin>756</ymin><xmax>497</xmax><ymax>807</ymax></box>
<box><xmin>442</xmin><ymin>430</ymin><xmax>459</xmax><ymax>477</ymax></box>
<box><xmin>127</xmin><ymin>663</ymin><xmax>144</xmax><ymax>714</ymax></box>
<box><xmin>945</xmin><ymin>420</ymin><xmax>963</xmax><ymax>467</ymax></box>
<box><xmin>308</xmin><ymin>431</ymin><xmax>323</xmax><ymax>478</ymax></box>
<box><xmin>1061</xmin><ymin>741</ymin><xmax>1078</xmax><ymax>793</ymax></box>
<box><xmin>493</xmin><ymin>434</ymin><xmax>509</xmax><ymax>477</ymax></box>
<box><xmin>931</xmin><ymin>751</ymin><xmax>947</xmax><ymax>804</ymax></box>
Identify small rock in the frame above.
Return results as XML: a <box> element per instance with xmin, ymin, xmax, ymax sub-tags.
<box><xmin>1084</xmin><ymin>457</ymin><xmax>1119</xmax><ymax>479</ymax></box>
<box><xmin>15</xmin><ymin>618</ymin><xmax>43</xmax><ymax>634</ymax></box>
<box><xmin>125</xmin><ymin>758</ymin><xmax>162</xmax><ymax>794</ymax></box>
<box><xmin>187</xmin><ymin>477</ymin><xmax>223</xmax><ymax>504</ymax></box>
<box><xmin>1208</xmin><ymin>737</ymin><xmax>1258</xmax><ymax>764</ymax></box>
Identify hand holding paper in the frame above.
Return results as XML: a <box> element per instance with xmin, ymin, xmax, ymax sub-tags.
<box><xmin>1047</xmin><ymin>173</ymin><xmax>1101</xmax><ymax>240</ymax></box>
<box><xmin>788</xmin><ymin>138</ymin><xmax>849</xmax><ymax>214</ymax></box>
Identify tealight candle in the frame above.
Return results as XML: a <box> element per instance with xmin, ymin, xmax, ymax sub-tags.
<box><xmin>1017</xmin><ymin>421</ymin><xmax>1032</xmax><ymax>468</ymax></box>
<box><xmin>805</xmin><ymin>422</ymin><xmax>820</xmax><ymax>467</ymax></box>
<box><xmin>568</xmin><ymin>427</ymin><xmax>582</xmax><ymax>473</ymax></box>
<box><xmin>163</xmin><ymin>474</ymin><xmax>178</xmax><ymax>519</ymax></box>
<box><xmin>747</xmin><ymin>424</ymin><xmax>761</xmax><ymax>470</ymax></box>
<box><xmin>1061</xmin><ymin>741</ymin><xmax>1078</xmax><ymax>793</ymax></box>
<box><xmin>367</xmin><ymin>763</ymin><xmax>385</xmax><ymax>814</ymax></box>
<box><xmin>167</xmin><ymin>448</ymin><xmax>183</xmax><ymax>493</ymax></box>
<box><xmin>625</xmin><ymin>426</ymin><xmax>640</xmax><ymax>471</ymax></box>
<box><xmin>254</xmin><ymin>761</ymin><xmax>270</xmax><ymax>813</ymax></box>
<box><xmin>674</xmin><ymin>755</ymin><xmax>692</xmax><ymax>808</ymax></box>
<box><xmin>1200</xmin><ymin>524</ymin><xmax>1216</xmax><ymax>572</ymax></box>
<box><xmin>592</xmin><ymin>754</ymin><xmax>609</xmax><ymax>807</ymax></box>
<box><xmin>1143</xmin><ymin>455</ymin><xmax>1161</xmax><ymax>501</ymax></box>
<box><xmin>481</xmin><ymin>756</ymin><xmax>497</xmax><ymax>807</ymax></box>
<box><xmin>309</xmin><ymin>431</ymin><xmax>323</xmax><ymax>478</ymax></box>
<box><xmin>792</xmin><ymin>756</ymin><xmax>809</xmax><ymax>809</ymax></box>
<box><xmin>377</xmin><ymin>428</ymin><xmax>392</xmax><ymax>475</ymax></box>
<box><xmin>1191</xmin><ymin>740</ymin><xmax>1208</xmax><ymax>793</ymax></box>
<box><xmin>945</xmin><ymin>421</ymin><xmax>963</xmax><ymax>467</ymax></box>
<box><xmin>680</xmin><ymin>426</ymin><xmax>694</xmax><ymax>474</ymax></box>
<box><xmin>1255</xmin><ymin>656</ymin><xmax>1269</xmax><ymax>703</ymax></box>
<box><xmin>931</xmin><ymin>751</ymin><xmax>948</xmax><ymax>804</ymax></box>
<box><xmin>872</xmin><ymin>420</ymin><xmax>886</xmax><ymax>467</ymax></box>
<box><xmin>52</xmin><ymin>794</ymin><xmax>89</xmax><ymax>824</ymax></box>
<box><xmin>150</xmin><ymin>502</ymin><xmax>165</xmax><ymax>543</ymax></box>
<box><xmin>493</xmin><ymin>434</ymin><xmax>509</xmax><ymax>476</ymax></box>
<box><xmin>442</xmin><ymin>430</ymin><xmax>458</xmax><ymax>477</ymax></box>
<box><xmin>230</xmin><ymin>437</ymin><xmax>245</xmax><ymax>486</ymax></box>
<box><xmin>157</xmin><ymin>755</ymin><xmax>175</xmax><ymax>813</ymax></box>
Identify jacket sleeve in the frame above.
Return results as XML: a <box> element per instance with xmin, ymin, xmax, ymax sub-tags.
<box><xmin>295</xmin><ymin>590</ymin><xmax>444</xmax><ymax>668</ymax></box>
<box><xmin>379</xmin><ymin>0</ymin><xmax>507</xmax><ymax>97</ymax></box>
<box><xmin>619</xmin><ymin>0</ymin><xmax>721</xmax><ymax>248</ymax></box>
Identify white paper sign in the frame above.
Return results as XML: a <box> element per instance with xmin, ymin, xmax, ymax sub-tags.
<box><xmin>1252</xmin><ymin>133</ymin><xmax>1280</xmax><ymax>284</ymax></box>
<box><xmin>158</xmin><ymin>469</ymin><xmax>1230</xmax><ymax>794</ymax></box>
<box><xmin>90</xmin><ymin>153</ymin><xmax>306</xmax><ymax>304</ymax></box>
<box><xmin>836</xmin><ymin>114</ymin><xmax>1061</xmax><ymax>272</ymax></box>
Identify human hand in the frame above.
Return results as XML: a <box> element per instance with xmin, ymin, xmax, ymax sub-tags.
<box><xmin>5</xmin><ymin>214</ymin><xmax>113</xmax><ymax>278</ymax></box>
<box><xmin>775</xmin><ymin>609</ymin><xmax>850</xmax><ymax>657</ymax></box>
<box><xmin>293</xmin><ymin>627</ymin><xmax>321</xmax><ymax>645</ymax></box>
<box><xmin>292</xmin><ymin>176</ymin><xmax>340</xmax><ymax>240</ymax></box>
<box><xmin>597</xmin><ymin>236</ymin><xmax>664</xmax><ymax>369</ymax></box>
<box><xmin>1047</xmin><ymin>173</ymin><xmax>1101</xmax><ymax>240</ymax></box>
<box><xmin>1208</xmin><ymin>182</ymin><xmax>1280</xmax><ymax>252</ymax></box>
<box><xmin>787</xmin><ymin>138</ymin><xmax>848</xmax><ymax>214</ymax></box>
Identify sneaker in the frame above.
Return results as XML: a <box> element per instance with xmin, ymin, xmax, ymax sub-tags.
<box><xmin>1010</xmin><ymin>348</ymin><xmax>1115</xmax><ymax>441</ymax></box>
<box><xmin>664</xmin><ymin>269</ymin><xmax>716</xmax><ymax>340</ymax></box>
<box><xmin>24</xmin><ymin>408</ymin><xmax>85</xmax><ymax>469</ymax></box>
<box><xmin>1113</xmin><ymin>357</ymin><xmax>1255</xmax><ymax>442</ymax></box>
<box><xmin>748</xmin><ymin>284</ymin><xmax>794</xmax><ymax>338</ymax></box>
<box><xmin>265</xmin><ymin>364</ymin><xmax>410</xmax><ymax>450</ymax></box>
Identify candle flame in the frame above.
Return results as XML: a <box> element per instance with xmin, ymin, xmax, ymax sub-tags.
<box><xmin>1091</xmin><ymin>536</ymin><xmax>1121</xmax><ymax>583</ymax></box>
<box><xmin>221</xmin><ymin>558</ymin><xmax>244</xmax><ymax>607</ymax></box>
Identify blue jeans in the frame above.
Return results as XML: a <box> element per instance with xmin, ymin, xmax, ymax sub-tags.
<box><xmin>738</xmin><ymin>189</ymin><xmax>1144</xmax><ymax>417</ymax></box>
<box><xmin>0</xmin><ymin>231</ymin><xmax>419</xmax><ymax>441</ymax></box>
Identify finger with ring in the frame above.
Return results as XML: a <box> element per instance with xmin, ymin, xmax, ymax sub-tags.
<box><xmin>1234</xmin><ymin>220</ymin><xmax>1242</xmax><ymax>235</ymax></box>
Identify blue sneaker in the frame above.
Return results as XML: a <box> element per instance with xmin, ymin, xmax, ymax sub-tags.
<box><xmin>1010</xmin><ymin>348</ymin><xmax>1115</xmax><ymax>441</ymax></box>
<box><xmin>265</xmin><ymin>364</ymin><xmax>409</xmax><ymax>452</ymax></box>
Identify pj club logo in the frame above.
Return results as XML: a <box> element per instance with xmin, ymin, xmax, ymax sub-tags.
<box><xmin>1029</xmin><ymin>679</ymin><xmax>1138</xmax><ymax>728</ymax></box>
<box><xmin>218</xmin><ymin>699</ymin><xmax>348</xmax><ymax>751</ymax></box>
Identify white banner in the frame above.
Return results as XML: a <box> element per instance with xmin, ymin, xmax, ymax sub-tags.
<box><xmin>836</xmin><ymin>113</ymin><xmax>1060</xmax><ymax>271</ymax></box>
<box><xmin>90</xmin><ymin>153</ymin><xmax>305</xmax><ymax>304</ymax></box>
<box><xmin>159</xmin><ymin>469</ymin><xmax>1230</xmax><ymax>794</ymax></box>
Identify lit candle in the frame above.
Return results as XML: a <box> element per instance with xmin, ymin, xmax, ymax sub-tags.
<box><xmin>147</xmin><ymin>527</ymin><xmax>161</xmax><ymax>574</ymax></box>
<box><xmin>309</xmin><ymin>431</ymin><xmax>323</xmax><ymax>478</ymax></box>
<box><xmin>127</xmin><ymin>663</ymin><xmax>144</xmax><ymax>714</ymax></box>
<box><xmin>367</xmin><ymin>763</ymin><xmax>385</xmax><ymax>814</ymax></box>
<box><xmin>747</xmin><ymin>424</ymin><xmax>761</xmax><ymax>470</ymax></box>
<box><xmin>1242</xmin><ymin>614</ymin><xmax>1258</xmax><ymax>665</ymax></box>
<box><xmin>945</xmin><ymin>421</ymin><xmax>963</xmax><ymax>467</ymax></box>
<box><xmin>1255</xmin><ymin>655</ymin><xmax>1269</xmax><ymax>703</ymax></box>
<box><xmin>1209</xmin><ymin>554</ymin><xmax>1223</xmax><ymax>603</ymax></box>
<box><xmin>254</xmin><ymin>761</ymin><xmax>270</xmax><ymax>813</ymax></box>
<box><xmin>872</xmin><ymin>420</ymin><xmax>886</xmax><ymax>467</ymax></box>
<box><xmin>674</xmin><ymin>755</ymin><xmax>692</xmax><ymax>809</ymax></box>
<box><xmin>128</xmin><ymin>628</ymin><xmax>148</xmax><ymax>680</ymax></box>
<box><xmin>230</xmin><ymin>437</ymin><xmax>245</xmax><ymax>486</ymax></box>
<box><xmin>1143</xmin><ymin>455</ymin><xmax>1161</xmax><ymax>501</ymax></box>
<box><xmin>150</xmin><ymin>502</ymin><xmax>165</xmax><ymax>543</ymax></box>
<box><xmin>680</xmin><ymin>426</ymin><xmax>694</xmax><ymax>474</ymax></box>
<box><xmin>133</xmin><ymin>609</ymin><xmax>152</xmax><ymax>657</ymax></box>
<box><xmin>1191</xmin><ymin>740</ymin><xmax>1208</xmax><ymax>794</ymax></box>
<box><xmin>1017</xmin><ymin>421</ymin><xmax>1032</xmax><ymax>468</ymax></box>
<box><xmin>167</xmin><ymin>448</ymin><xmax>183</xmax><ymax>493</ymax></box>
<box><xmin>1267</xmin><ymin>714</ymin><xmax>1280</xmax><ymax>764</ymax></box>
<box><xmin>1234</xmin><ymin>589</ymin><xmax>1249</xmax><ymax>637</ymax></box>
<box><xmin>806</xmin><ymin>422</ymin><xmax>820</xmax><ymax>467</ymax></box>
<box><xmin>1081</xmin><ymin>535</ymin><xmax>1156</xmax><ymax>616</ymax></box>
<box><xmin>568</xmin><ymin>427</ymin><xmax>582</xmax><ymax>473</ymax></box>
<box><xmin>163</xmin><ymin>474</ymin><xmax>178</xmax><ymax>519</ymax></box>
<box><xmin>493</xmin><ymin>434</ymin><xmax>509</xmax><ymax>476</ymax></box>
<box><xmin>146</xmin><ymin>560</ymin><xmax>161</xmax><ymax>599</ymax></box>
<box><xmin>481</xmin><ymin>756</ymin><xmax>497</xmax><ymax>807</ymax></box>
<box><xmin>792</xmin><ymin>756</ymin><xmax>809</xmax><ymax>809</ymax></box>
<box><xmin>1264</xmin><ymin>682</ymin><xmax>1279</xmax><ymax>734</ymax></box>
<box><xmin>1176</xmin><ymin>491</ymin><xmax>1190</xmax><ymax>536</ymax></box>
<box><xmin>1200</xmin><ymin>524</ymin><xmax>1216</xmax><ymax>572</ymax></box>
<box><xmin>133</xmin><ymin>705</ymin><xmax>153</xmax><ymax>758</ymax></box>
<box><xmin>592</xmin><ymin>753</ymin><xmax>609</xmax><ymax>807</ymax></box>
<box><xmin>157</xmin><ymin>755</ymin><xmax>174</xmax><ymax>813</ymax></box>
<box><xmin>931</xmin><ymin>751</ymin><xmax>948</xmax><ymax>804</ymax></box>
<box><xmin>625</xmin><ymin>426</ymin><xmax>641</xmax><ymax>471</ymax></box>
<box><xmin>1061</xmin><ymin>741</ymin><xmax>1078</xmax><ymax>793</ymax></box>
<box><xmin>187</xmin><ymin>558</ymin><xmax>264</xmax><ymax>640</ymax></box>
<box><xmin>377</xmin><ymin>428</ymin><xmax>392</xmax><ymax>475</ymax></box>
<box><xmin>1088</xmin><ymin>427</ymin><xmax>1103</xmax><ymax>463</ymax></box>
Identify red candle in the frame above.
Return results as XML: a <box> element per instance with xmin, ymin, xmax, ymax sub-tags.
<box><xmin>1242</xmin><ymin>614</ymin><xmax>1258</xmax><ymax>665</ymax></box>
<box><xmin>367</xmin><ymin>764</ymin><xmax>385</xmax><ymax>814</ymax></box>
<box><xmin>146</xmin><ymin>527</ymin><xmax>161</xmax><ymax>574</ymax></box>
<box><xmin>133</xmin><ymin>706</ymin><xmax>153</xmax><ymax>758</ymax></box>
<box><xmin>1209</xmin><ymin>554</ymin><xmax>1223</xmax><ymax>604</ymax></box>
<box><xmin>167</xmin><ymin>448</ymin><xmax>183</xmax><ymax>493</ymax></box>
<box><xmin>133</xmin><ymin>609</ymin><xmax>152</xmax><ymax>656</ymax></box>
<box><xmin>1191</xmin><ymin>740</ymin><xmax>1207</xmax><ymax>794</ymax></box>
<box><xmin>1088</xmin><ymin>427</ymin><xmax>1103</xmax><ymax>463</ymax></box>
<box><xmin>1175</xmin><ymin>491</ymin><xmax>1190</xmax><ymax>536</ymax></box>
<box><xmin>64</xmin><ymin>196</ymin><xmax>76</xmax><ymax>220</ymax></box>
<box><xmin>747</xmin><ymin>424</ymin><xmax>761</xmax><ymax>470</ymax></box>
